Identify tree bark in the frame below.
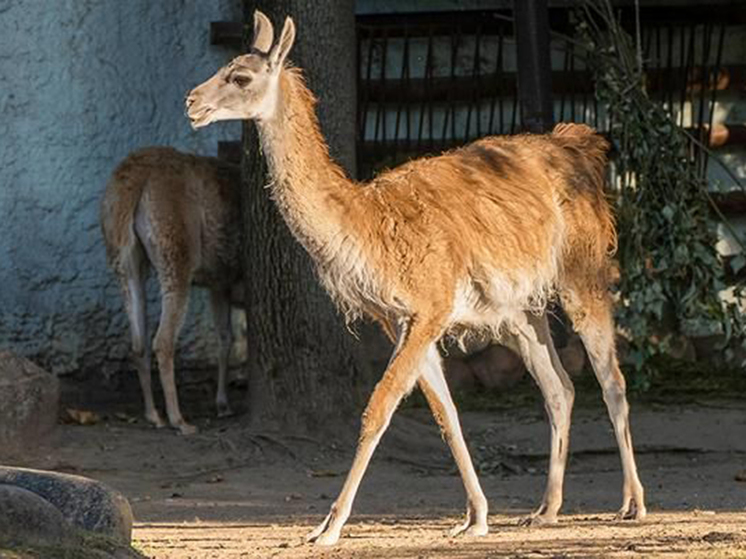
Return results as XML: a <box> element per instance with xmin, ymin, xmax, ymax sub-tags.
<box><xmin>240</xmin><ymin>0</ymin><xmax>366</xmax><ymax>431</ymax></box>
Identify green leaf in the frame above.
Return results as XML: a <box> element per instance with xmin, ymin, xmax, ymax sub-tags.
<box><xmin>730</xmin><ymin>255</ymin><xmax>746</xmax><ymax>274</ymax></box>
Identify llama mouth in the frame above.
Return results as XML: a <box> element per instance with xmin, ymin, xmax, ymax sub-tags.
<box><xmin>187</xmin><ymin>107</ymin><xmax>212</xmax><ymax>129</ymax></box>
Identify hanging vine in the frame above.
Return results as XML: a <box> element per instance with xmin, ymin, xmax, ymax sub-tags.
<box><xmin>575</xmin><ymin>0</ymin><xmax>745</xmax><ymax>374</ymax></box>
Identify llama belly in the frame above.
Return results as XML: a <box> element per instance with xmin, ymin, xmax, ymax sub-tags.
<box><xmin>448</xmin><ymin>266</ymin><xmax>558</xmax><ymax>335</ymax></box>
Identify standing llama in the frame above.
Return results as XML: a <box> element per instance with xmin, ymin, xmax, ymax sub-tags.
<box><xmin>186</xmin><ymin>12</ymin><xmax>646</xmax><ymax>545</ymax></box>
<box><xmin>101</xmin><ymin>147</ymin><xmax>242</xmax><ymax>435</ymax></box>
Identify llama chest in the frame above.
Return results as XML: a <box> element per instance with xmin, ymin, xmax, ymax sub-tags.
<box><xmin>314</xmin><ymin>240</ymin><xmax>398</xmax><ymax>322</ymax></box>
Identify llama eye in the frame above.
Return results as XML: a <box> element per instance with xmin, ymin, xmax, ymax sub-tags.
<box><xmin>233</xmin><ymin>75</ymin><xmax>251</xmax><ymax>88</ymax></box>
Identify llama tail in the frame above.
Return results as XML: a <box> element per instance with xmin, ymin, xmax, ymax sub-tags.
<box><xmin>99</xmin><ymin>155</ymin><xmax>149</xmax><ymax>272</ymax></box>
<box><xmin>552</xmin><ymin>122</ymin><xmax>611</xmax><ymax>158</ymax></box>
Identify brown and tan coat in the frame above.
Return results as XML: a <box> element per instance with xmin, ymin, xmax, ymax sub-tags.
<box><xmin>186</xmin><ymin>11</ymin><xmax>646</xmax><ymax>546</ymax></box>
<box><xmin>100</xmin><ymin>147</ymin><xmax>242</xmax><ymax>435</ymax></box>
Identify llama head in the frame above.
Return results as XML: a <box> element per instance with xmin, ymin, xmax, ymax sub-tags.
<box><xmin>186</xmin><ymin>11</ymin><xmax>296</xmax><ymax>127</ymax></box>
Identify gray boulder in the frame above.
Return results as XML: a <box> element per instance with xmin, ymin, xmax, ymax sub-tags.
<box><xmin>0</xmin><ymin>484</ymin><xmax>73</xmax><ymax>547</ymax></box>
<box><xmin>469</xmin><ymin>344</ymin><xmax>527</xmax><ymax>390</ymax></box>
<box><xmin>0</xmin><ymin>351</ymin><xmax>59</xmax><ymax>455</ymax></box>
<box><xmin>0</xmin><ymin>466</ymin><xmax>134</xmax><ymax>545</ymax></box>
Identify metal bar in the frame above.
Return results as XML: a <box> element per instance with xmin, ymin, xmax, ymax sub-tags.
<box><xmin>393</xmin><ymin>28</ymin><xmax>410</xmax><ymax>155</ymax></box>
<box><xmin>696</xmin><ymin>23</ymin><xmax>713</xmax><ymax>176</ymax></box>
<box><xmin>513</xmin><ymin>0</ymin><xmax>554</xmax><ymax>133</ymax></box>
<box><xmin>703</xmin><ymin>24</ymin><xmax>726</xmax><ymax>176</ymax></box>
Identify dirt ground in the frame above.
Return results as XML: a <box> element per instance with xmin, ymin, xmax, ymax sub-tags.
<box><xmin>8</xmin><ymin>383</ymin><xmax>746</xmax><ymax>558</ymax></box>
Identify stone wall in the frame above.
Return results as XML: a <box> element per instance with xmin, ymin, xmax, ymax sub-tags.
<box><xmin>0</xmin><ymin>0</ymin><xmax>243</xmax><ymax>383</ymax></box>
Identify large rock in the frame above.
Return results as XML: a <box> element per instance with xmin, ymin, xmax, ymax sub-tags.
<box><xmin>0</xmin><ymin>484</ymin><xmax>73</xmax><ymax>547</ymax></box>
<box><xmin>0</xmin><ymin>466</ymin><xmax>134</xmax><ymax>544</ymax></box>
<box><xmin>0</xmin><ymin>351</ymin><xmax>59</xmax><ymax>455</ymax></box>
<box><xmin>468</xmin><ymin>344</ymin><xmax>527</xmax><ymax>390</ymax></box>
<box><xmin>558</xmin><ymin>334</ymin><xmax>587</xmax><ymax>376</ymax></box>
<box><xmin>443</xmin><ymin>356</ymin><xmax>477</xmax><ymax>392</ymax></box>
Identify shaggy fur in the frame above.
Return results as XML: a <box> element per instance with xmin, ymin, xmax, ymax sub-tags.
<box><xmin>186</xmin><ymin>11</ymin><xmax>646</xmax><ymax>546</ymax></box>
<box><xmin>100</xmin><ymin>147</ymin><xmax>242</xmax><ymax>435</ymax></box>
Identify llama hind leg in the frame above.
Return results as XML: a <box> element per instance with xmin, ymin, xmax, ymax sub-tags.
<box><xmin>564</xmin><ymin>290</ymin><xmax>646</xmax><ymax>520</ymax></box>
<box><xmin>119</xmin><ymin>248</ymin><xmax>164</xmax><ymax>428</ymax></box>
<box><xmin>505</xmin><ymin>312</ymin><xmax>574</xmax><ymax>525</ymax></box>
<box><xmin>209</xmin><ymin>288</ymin><xmax>234</xmax><ymax>417</ymax></box>
<box><xmin>154</xmin><ymin>287</ymin><xmax>196</xmax><ymax>435</ymax></box>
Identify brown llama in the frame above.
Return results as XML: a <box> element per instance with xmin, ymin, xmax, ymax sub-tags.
<box><xmin>185</xmin><ymin>11</ymin><xmax>646</xmax><ymax>545</ymax></box>
<box><xmin>100</xmin><ymin>147</ymin><xmax>242</xmax><ymax>435</ymax></box>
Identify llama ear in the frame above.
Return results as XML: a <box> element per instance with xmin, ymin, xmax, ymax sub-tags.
<box><xmin>269</xmin><ymin>16</ymin><xmax>296</xmax><ymax>69</ymax></box>
<box><xmin>252</xmin><ymin>10</ymin><xmax>274</xmax><ymax>53</ymax></box>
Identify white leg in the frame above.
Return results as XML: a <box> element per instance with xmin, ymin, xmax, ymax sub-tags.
<box><xmin>153</xmin><ymin>288</ymin><xmax>196</xmax><ymax>435</ymax></box>
<box><xmin>507</xmin><ymin>312</ymin><xmax>574</xmax><ymax>525</ymax></box>
<box><xmin>119</xmin><ymin>251</ymin><xmax>164</xmax><ymax>428</ymax></box>
<box><xmin>307</xmin><ymin>318</ymin><xmax>441</xmax><ymax>546</ymax></box>
<box><xmin>209</xmin><ymin>288</ymin><xmax>233</xmax><ymax>417</ymax></box>
<box><xmin>577</xmin><ymin>306</ymin><xmax>646</xmax><ymax>520</ymax></box>
<box><xmin>418</xmin><ymin>344</ymin><xmax>488</xmax><ymax>537</ymax></box>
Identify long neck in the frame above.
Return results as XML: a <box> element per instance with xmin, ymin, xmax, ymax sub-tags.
<box><xmin>256</xmin><ymin>68</ymin><xmax>358</xmax><ymax>262</ymax></box>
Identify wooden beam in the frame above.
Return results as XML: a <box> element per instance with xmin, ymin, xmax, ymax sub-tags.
<box><xmin>210</xmin><ymin>21</ymin><xmax>244</xmax><ymax>47</ymax></box>
<box><xmin>219</xmin><ymin>125</ymin><xmax>746</xmax><ymax>166</ymax></box>
<box><xmin>359</xmin><ymin>66</ymin><xmax>746</xmax><ymax>105</ymax></box>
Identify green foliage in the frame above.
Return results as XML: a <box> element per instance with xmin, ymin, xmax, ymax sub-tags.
<box><xmin>576</xmin><ymin>0</ymin><xmax>744</xmax><ymax>373</ymax></box>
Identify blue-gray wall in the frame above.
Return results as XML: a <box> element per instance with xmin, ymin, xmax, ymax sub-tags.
<box><xmin>0</xmin><ymin>0</ymin><xmax>243</xmax><ymax>379</ymax></box>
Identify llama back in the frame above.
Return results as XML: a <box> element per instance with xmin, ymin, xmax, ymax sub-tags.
<box><xmin>100</xmin><ymin>147</ymin><xmax>242</xmax><ymax>282</ymax></box>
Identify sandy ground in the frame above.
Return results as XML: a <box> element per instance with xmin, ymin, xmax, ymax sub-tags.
<box><xmin>9</xmin><ymin>391</ymin><xmax>746</xmax><ymax>558</ymax></box>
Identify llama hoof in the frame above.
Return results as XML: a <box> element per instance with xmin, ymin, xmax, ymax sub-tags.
<box><xmin>176</xmin><ymin>422</ymin><xmax>198</xmax><ymax>436</ymax></box>
<box><xmin>306</xmin><ymin>510</ymin><xmax>343</xmax><ymax>546</ymax></box>
<box><xmin>216</xmin><ymin>403</ymin><xmax>234</xmax><ymax>418</ymax></box>
<box><xmin>450</xmin><ymin>520</ymin><xmax>488</xmax><ymax>538</ymax></box>
<box><xmin>449</xmin><ymin>503</ymin><xmax>488</xmax><ymax>538</ymax></box>
<box><xmin>615</xmin><ymin>499</ymin><xmax>646</xmax><ymax>521</ymax></box>
<box><xmin>146</xmin><ymin>412</ymin><xmax>166</xmax><ymax>429</ymax></box>
<box><xmin>518</xmin><ymin>513</ymin><xmax>558</xmax><ymax>527</ymax></box>
<box><xmin>306</xmin><ymin>512</ymin><xmax>331</xmax><ymax>542</ymax></box>
<box><xmin>311</xmin><ymin>530</ymin><xmax>341</xmax><ymax>546</ymax></box>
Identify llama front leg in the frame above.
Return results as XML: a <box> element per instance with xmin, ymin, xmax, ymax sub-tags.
<box><xmin>307</xmin><ymin>318</ymin><xmax>441</xmax><ymax>546</ymax></box>
<box><xmin>417</xmin><ymin>344</ymin><xmax>488</xmax><ymax>537</ymax></box>
<box><xmin>209</xmin><ymin>288</ymin><xmax>234</xmax><ymax>417</ymax></box>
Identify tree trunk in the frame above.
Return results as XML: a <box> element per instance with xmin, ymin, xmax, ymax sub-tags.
<box><xmin>240</xmin><ymin>0</ymin><xmax>366</xmax><ymax>431</ymax></box>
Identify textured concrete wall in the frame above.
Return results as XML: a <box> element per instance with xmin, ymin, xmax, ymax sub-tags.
<box><xmin>0</xmin><ymin>0</ymin><xmax>243</xmax><ymax>381</ymax></box>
